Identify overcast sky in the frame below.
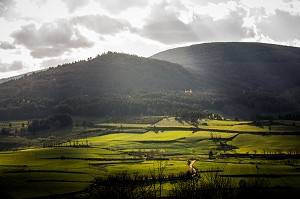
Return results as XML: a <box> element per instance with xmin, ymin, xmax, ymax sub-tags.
<box><xmin>0</xmin><ymin>0</ymin><xmax>300</xmax><ymax>78</ymax></box>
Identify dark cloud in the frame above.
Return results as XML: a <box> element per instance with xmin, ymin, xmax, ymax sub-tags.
<box><xmin>0</xmin><ymin>41</ymin><xmax>15</xmax><ymax>49</ymax></box>
<box><xmin>0</xmin><ymin>0</ymin><xmax>20</xmax><ymax>20</ymax></box>
<box><xmin>137</xmin><ymin>2</ymin><xmax>254</xmax><ymax>44</ymax></box>
<box><xmin>0</xmin><ymin>60</ymin><xmax>24</xmax><ymax>72</ymax></box>
<box><xmin>257</xmin><ymin>9</ymin><xmax>300</xmax><ymax>41</ymax></box>
<box><xmin>96</xmin><ymin>0</ymin><xmax>148</xmax><ymax>14</ymax></box>
<box><xmin>11</xmin><ymin>20</ymin><xmax>94</xmax><ymax>58</ymax></box>
<box><xmin>73</xmin><ymin>15</ymin><xmax>131</xmax><ymax>35</ymax></box>
<box><xmin>63</xmin><ymin>0</ymin><xmax>90</xmax><ymax>13</ymax></box>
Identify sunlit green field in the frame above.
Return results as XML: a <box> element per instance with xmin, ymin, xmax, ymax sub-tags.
<box><xmin>228</xmin><ymin>134</ymin><xmax>300</xmax><ymax>153</ymax></box>
<box><xmin>0</xmin><ymin>117</ymin><xmax>299</xmax><ymax>198</ymax></box>
<box><xmin>152</xmin><ymin>117</ymin><xmax>193</xmax><ymax>127</ymax></box>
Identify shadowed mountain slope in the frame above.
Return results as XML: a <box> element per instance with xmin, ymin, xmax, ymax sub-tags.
<box><xmin>152</xmin><ymin>42</ymin><xmax>300</xmax><ymax>93</ymax></box>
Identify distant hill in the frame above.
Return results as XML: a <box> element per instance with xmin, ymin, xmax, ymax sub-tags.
<box><xmin>0</xmin><ymin>52</ymin><xmax>204</xmax><ymax>120</ymax></box>
<box><xmin>0</xmin><ymin>74</ymin><xmax>26</xmax><ymax>84</ymax></box>
<box><xmin>0</xmin><ymin>70</ymin><xmax>45</xmax><ymax>85</ymax></box>
<box><xmin>152</xmin><ymin>42</ymin><xmax>300</xmax><ymax>93</ymax></box>
<box><xmin>0</xmin><ymin>52</ymin><xmax>197</xmax><ymax>99</ymax></box>
<box><xmin>152</xmin><ymin>42</ymin><xmax>300</xmax><ymax>118</ymax></box>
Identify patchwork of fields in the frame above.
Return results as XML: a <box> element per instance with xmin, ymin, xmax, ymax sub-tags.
<box><xmin>0</xmin><ymin>117</ymin><xmax>300</xmax><ymax>198</ymax></box>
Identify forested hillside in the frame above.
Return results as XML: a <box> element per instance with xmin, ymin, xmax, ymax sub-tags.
<box><xmin>0</xmin><ymin>52</ymin><xmax>197</xmax><ymax>99</ymax></box>
<box><xmin>0</xmin><ymin>43</ymin><xmax>299</xmax><ymax>120</ymax></box>
<box><xmin>152</xmin><ymin>42</ymin><xmax>300</xmax><ymax>92</ymax></box>
<box><xmin>152</xmin><ymin>42</ymin><xmax>300</xmax><ymax>118</ymax></box>
<box><xmin>0</xmin><ymin>52</ymin><xmax>203</xmax><ymax>120</ymax></box>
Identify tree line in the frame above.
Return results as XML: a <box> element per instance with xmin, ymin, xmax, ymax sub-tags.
<box><xmin>0</xmin><ymin>90</ymin><xmax>298</xmax><ymax>121</ymax></box>
<box><xmin>27</xmin><ymin>113</ymin><xmax>72</xmax><ymax>133</ymax></box>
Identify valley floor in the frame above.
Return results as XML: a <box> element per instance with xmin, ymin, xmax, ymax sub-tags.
<box><xmin>0</xmin><ymin>117</ymin><xmax>299</xmax><ymax>198</ymax></box>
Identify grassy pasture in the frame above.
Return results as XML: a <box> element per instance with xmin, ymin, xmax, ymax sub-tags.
<box><xmin>228</xmin><ymin>134</ymin><xmax>300</xmax><ymax>153</ymax></box>
<box><xmin>198</xmin><ymin>123</ymin><xmax>299</xmax><ymax>133</ymax></box>
<box><xmin>199</xmin><ymin>119</ymin><xmax>249</xmax><ymax>126</ymax></box>
<box><xmin>152</xmin><ymin>117</ymin><xmax>194</xmax><ymax>127</ymax></box>
<box><xmin>0</xmin><ymin>118</ymin><xmax>299</xmax><ymax>198</ymax></box>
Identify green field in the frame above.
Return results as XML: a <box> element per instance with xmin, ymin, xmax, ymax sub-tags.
<box><xmin>0</xmin><ymin>117</ymin><xmax>300</xmax><ymax>198</ymax></box>
<box><xmin>228</xmin><ymin>134</ymin><xmax>300</xmax><ymax>153</ymax></box>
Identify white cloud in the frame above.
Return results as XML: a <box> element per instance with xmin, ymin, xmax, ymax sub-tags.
<box><xmin>136</xmin><ymin>1</ymin><xmax>254</xmax><ymax>44</ymax></box>
<box><xmin>95</xmin><ymin>0</ymin><xmax>148</xmax><ymax>14</ymax></box>
<box><xmin>15</xmin><ymin>0</ymin><xmax>69</xmax><ymax>20</ymax></box>
<box><xmin>135</xmin><ymin>1</ymin><xmax>197</xmax><ymax>44</ymax></box>
<box><xmin>0</xmin><ymin>41</ymin><xmax>15</xmax><ymax>49</ymax></box>
<box><xmin>119</xmin><ymin>7</ymin><xmax>151</xmax><ymax>28</ymax></box>
<box><xmin>241</xmin><ymin>0</ymin><xmax>300</xmax><ymax>15</ymax></box>
<box><xmin>0</xmin><ymin>0</ymin><xmax>20</xmax><ymax>20</ymax></box>
<box><xmin>72</xmin><ymin>15</ymin><xmax>131</xmax><ymax>35</ymax></box>
<box><xmin>257</xmin><ymin>9</ymin><xmax>300</xmax><ymax>41</ymax></box>
<box><xmin>192</xmin><ymin>1</ymin><xmax>240</xmax><ymax>20</ymax></box>
<box><xmin>11</xmin><ymin>19</ymin><xmax>94</xmax><ymax>58</ymax></box>
<box><xmin>29</xmin><ymin>0</ymin><xmax>48</xmax><ymax>7</ymax></box>
<box><xmin>0</xmin><ymin>60</ymin><xmax>24</xmax><ymax>72</ymax></box>
<box><xmin>63</xmin><ymin>0</ymin><xmax>90</xmax><ymax>13</ymax></box>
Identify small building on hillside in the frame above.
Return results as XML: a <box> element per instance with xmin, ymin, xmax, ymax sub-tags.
<box><xmin>184</xmin><ymin>89</ymin><xmax>193</xmax><ymax>93</ymax></box>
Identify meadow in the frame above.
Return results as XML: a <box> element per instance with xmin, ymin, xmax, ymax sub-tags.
<box><xmin>0</xmin><ymin>117</ymin><xmax>299</xmax><ymax>198</ymax></box>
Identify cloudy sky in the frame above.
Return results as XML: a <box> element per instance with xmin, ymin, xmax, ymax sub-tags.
<box><xmin>0</xmin><ymin>0</ymin><xmax>300</xmax><ymax>78</ymax></box>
